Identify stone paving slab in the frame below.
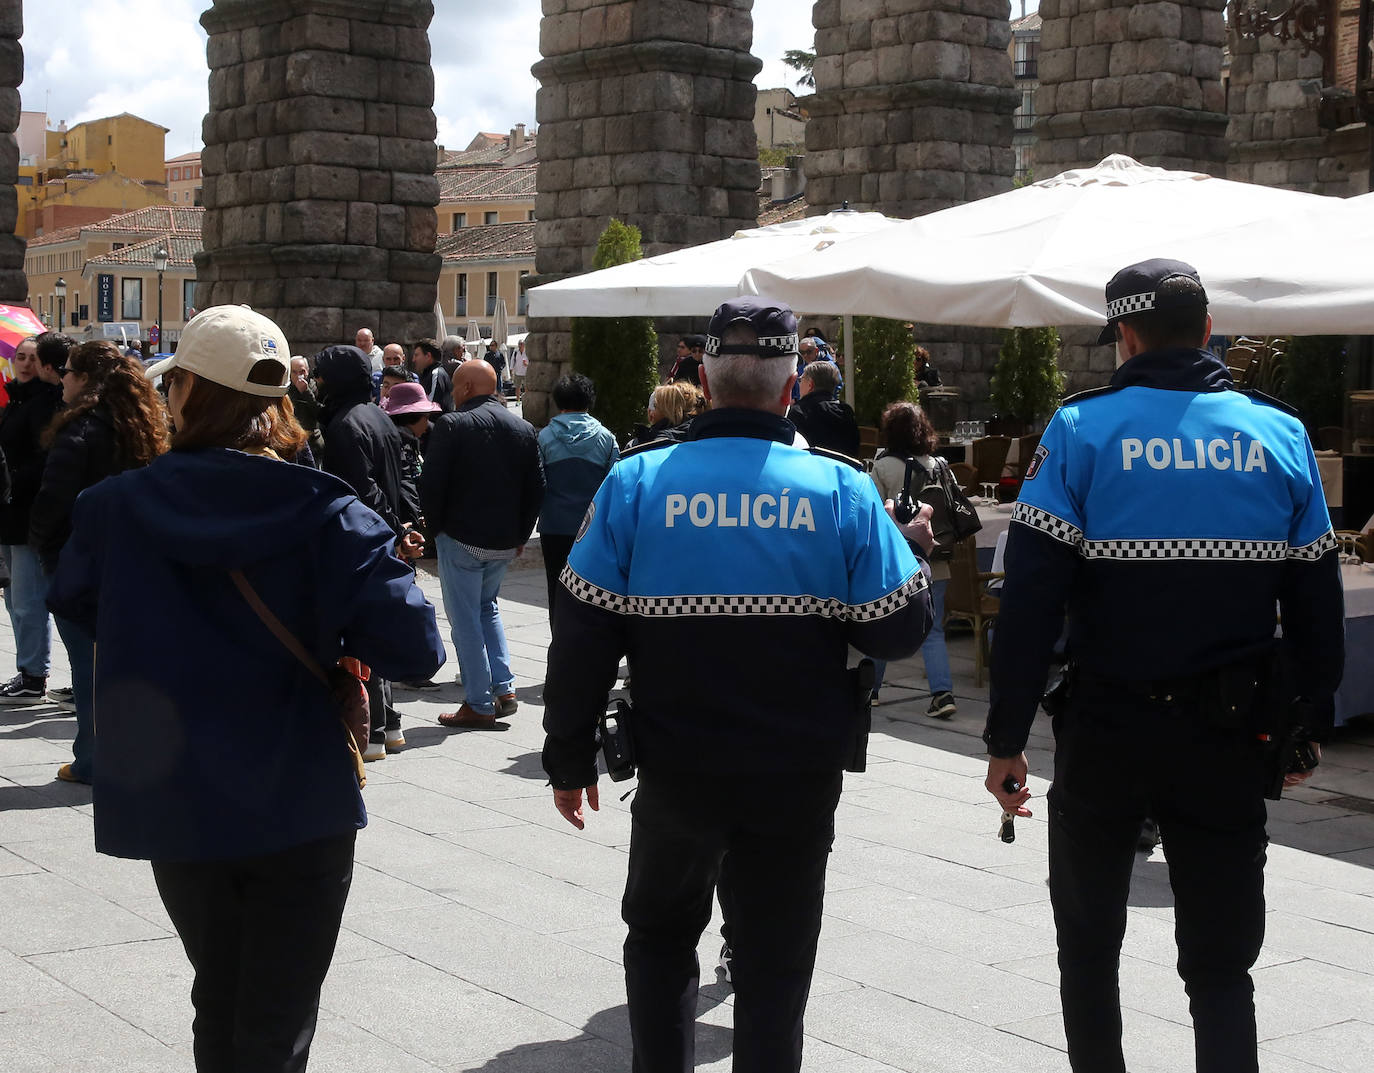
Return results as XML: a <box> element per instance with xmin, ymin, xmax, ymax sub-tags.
<box><xmin>1</xmin><ymin>562</ymin><xmax>1372</xmax><ymax>1071</ymax></box>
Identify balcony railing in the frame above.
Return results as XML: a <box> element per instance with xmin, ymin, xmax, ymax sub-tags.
<box><xmin>1014</xmin><ymin>59</ymin><xmax>1038</xmax><ymax>79</ymax></box>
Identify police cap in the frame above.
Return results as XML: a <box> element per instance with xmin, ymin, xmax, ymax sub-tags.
<box><xmin>1097</xmin><ymin>258</ymin><xmax>1209</xmax><ymax>345</ymax></box>
<box><xmin>704</xmin><ymin>296</ymin><xmax>799</xmax><ymax>359</ymax></box>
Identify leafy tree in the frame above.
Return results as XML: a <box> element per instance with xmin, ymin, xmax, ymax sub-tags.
<box><xmin>1280</xmin><ymin>335</ymin><xmax>1347</xmax><ymax>435</ymax></box>
<box><xmin>570</xmin><ymin>219</ymin><xmax>659</xmax><ymax>444</ymax></box>
<box><xmin>840</xmin><ymin>317</ymin><xmax>920</xmax><ymax>427</ymax></box>
<box><xmin>990</xmin><ymin>327</ymin><xmax>1065</xmax><ymax>428</ymax></box>
<box><xmin>782</xmin><ymin>49</ymin><xmax>815</xmax><ymax>88</ymax></box>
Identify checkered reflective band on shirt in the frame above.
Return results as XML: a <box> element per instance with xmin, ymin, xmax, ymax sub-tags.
<box><xmin>1011</xmin><ymin>502</ymin><xmax>1084</xmax><ymax>548</ymax></box>
<box><xmin>1288</xmin><ymin>530</ymin><xmax>1338</xmax><ymax>561</ymax></box>
<box><xmin>559</xmin><ymin>564</ymin><xmax>928</xmax><ymax>620</ymax></box>
<box><xmin>1106</xmin><ymin>292</ymin><xmax>1155</xmax><ymax>319</ymax></box>
<box><xmin>1080</xmin><ymin>537</ymin><xmax>1289</xmax><ymax>561</ymax></box>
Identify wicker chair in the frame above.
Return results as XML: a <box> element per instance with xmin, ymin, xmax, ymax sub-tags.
<box><xmin>943</xmin><ymin>536</ymin><xmax>1003</xmax><ymax>687</ymax></box>
<box><xmin>971</xmin><ymin>436</ymin><xmax>1012</xmax><ymax>496</ymax></box>
<box><xmin>949</xmin><ymin>461</ymin><xmax>977</xmax><ymax>496</ymax></box>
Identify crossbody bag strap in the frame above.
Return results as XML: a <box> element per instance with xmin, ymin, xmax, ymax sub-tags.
<box><xmin>229</xmin><ymin>568</ymin><xmax>329</xmax><ymax>687</ymax></box>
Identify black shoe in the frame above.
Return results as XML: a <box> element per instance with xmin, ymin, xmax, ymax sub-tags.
<box><xmin>0</xmin><ymin>673</ymin><xmax>46</xmax><ymax>704</ymax></box>
<box><xmin>399</xmin><ymin>679</ymin><xmax>440</xmax><ymax>691</ymax></box>
<box><xmin>717</xmin><ymin>943</ymin><xmax>733</xmax><ymax>985</ymax></box>
<box><xmin>1137</xmin><ymin>818</ymin><xmax>1161</xmax><ymax>854</ymax></box>
<box><xmin>926</xmin><ymin>691</ymin><xmax>957</xmax><ymax>719</ymax></box>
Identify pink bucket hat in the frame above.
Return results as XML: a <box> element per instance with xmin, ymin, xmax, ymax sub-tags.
<box><xmin>381</xmin><ymin>381</ymin><xmax>441</xmax><ymax>416</ymax></box>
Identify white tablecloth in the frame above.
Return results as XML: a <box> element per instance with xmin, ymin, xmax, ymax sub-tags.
<box><xmin>975</xmin><ymin>502</ymin><xmax>1014</xmax><ymax>549</ymax></box>
<box><xmin>1342</xmin><ymin>562</ymin><xmax>1374</xmax><ymax>618</ymax></box>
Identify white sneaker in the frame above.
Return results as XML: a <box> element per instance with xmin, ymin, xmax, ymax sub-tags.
<box><xmin>362</xmin><ymin>738</ymin><xmax>387</xmax><ymax>762</ymax></box>
<box><xmin>385</xmin><ymin>728</ymin><xmax>406</xmax><ymax>753</ymax></box>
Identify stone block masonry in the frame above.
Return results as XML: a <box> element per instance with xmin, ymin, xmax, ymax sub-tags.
<box><xmin>805</xmin><ymin>0</ymin><xmax>1019</xmax><ymax>419</ymax></box>
<box><xmin>196</xmin><ymin>0</ymin><xmax>441</xmax><ymax>358</ymax></box>
<box><xmin>525</xmin><ymin>0</ymin><xmax>763</xmax><ymax>427</ymax></box>
<box><xmin>0</xmin><ymin>0</ymin><xmax>24</xmax><ymax>303</ymax></box>
<box><xmin>1034</xmin><ymin>0</ymin><xmax>1228</xmax><ymax>176</ymax></box>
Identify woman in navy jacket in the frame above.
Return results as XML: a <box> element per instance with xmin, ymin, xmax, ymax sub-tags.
<box><xmin>49</xmin><ymin>306</ymin><xmax>445</xmax><ymax>1073</ymax></box>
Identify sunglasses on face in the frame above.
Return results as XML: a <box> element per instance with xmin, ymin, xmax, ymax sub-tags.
<box><xmin>57</xmin><ymin>366</ymin><xmax>75</xmax><ymax>377</ymax></box>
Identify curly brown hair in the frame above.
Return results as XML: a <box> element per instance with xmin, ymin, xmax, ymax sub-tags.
<box><xmin>879</xmin><ymin>401</ymin><xmax>938</xmax><ymax>457</ymax></box>
<box><xmin>43</xmin><ymin>340</ymin><xmax>170</xmax><ymax>465</ymax></box>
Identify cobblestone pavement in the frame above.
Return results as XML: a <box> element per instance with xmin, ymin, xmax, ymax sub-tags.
<box><xmin>1</xmin><ymin>554</ymin><xmax>1371</xmax><ymax>1072</ymax></box>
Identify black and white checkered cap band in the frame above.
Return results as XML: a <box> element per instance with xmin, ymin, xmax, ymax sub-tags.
<box><xmin>704</xmin><ymin>332</ymin><xmax>800</xmax><ymax>357</ymax></box>
<box><xmin>560</xmin><ymin>564</ymin><xmax>927</xmax><ymax>621</ymax></box>
<box><xmin>1105</xmin><ymin>291</ymin><xmax>1155</xmax><ymax>320</ymax></box>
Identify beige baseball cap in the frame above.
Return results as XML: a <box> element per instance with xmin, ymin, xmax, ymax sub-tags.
<box><xmin>145</xmin><ymin>305</ymin><xmax>291</xmax><ymax>397</ymax></box>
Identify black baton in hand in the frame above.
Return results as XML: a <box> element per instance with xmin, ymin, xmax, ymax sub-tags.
<box><xmin>998</xmin><ymin>777</ymin><xmax>1021</xmax><ymax>844</ymax></box>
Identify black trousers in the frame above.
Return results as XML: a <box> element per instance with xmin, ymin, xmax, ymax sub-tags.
<box><xmin>622</xmin><ymin>768</ymin><xmax>843</xmax><ymax>1073</ymax></box>
<box><xmin>152</xmin><ymin>832</ymin><xmax>356</xmax><ymax>1073</ymax></box>
<box><xmin>541</xmin><ymin>533</ymin><xmax>576</xmax><ymax>623</ymax></box>
<box><xmin>1047</xmin><ymin>694</ymin><xmax>1268</xmax><ymax>1073</ymax></box>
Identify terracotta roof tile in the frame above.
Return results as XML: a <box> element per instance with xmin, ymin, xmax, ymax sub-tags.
<box><xmin>758</xmin><ymin>193</ymin><xmax>808</xmax><ymax>227</ymax></box>
<box><xmin>84</xmin><ymin>234</ymin><xmax>200</xmax><ymax>270</ymax></box>
<box><xmin>435</xmin><ymin>221</ymin><xmax>535</xmax><ymax>263</ymax></box>
<box><xmin>438</xmin><ymin>166</ymin><xmax>536</xmax><ymax>202</ymax></box>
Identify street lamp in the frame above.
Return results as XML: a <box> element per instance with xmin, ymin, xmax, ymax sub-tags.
<box><xmin>54</xmin><ymin>277</ymin><xmax>66</xmax><ymax>330</ymax></box>
<box><xmin>154</xmin><ymin>245</ymin><xmax>168</xmax><ymax>354</ymax></box>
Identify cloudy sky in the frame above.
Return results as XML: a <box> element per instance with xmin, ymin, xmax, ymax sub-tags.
<box><xmin>18</xmin><ymin>0</ymin><xmax>811</xmax><ymax>157</ymax></box>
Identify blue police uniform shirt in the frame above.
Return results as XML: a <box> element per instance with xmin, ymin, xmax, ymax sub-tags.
<box><xmin>986</xmin><ymin>348</ymin><xmax>1344</xmax><ymax>756</ymax></box>
<box><xmin>544</xmin><ymin>408</ymin><xmax>932</xmax><ymax>782</ymax></box>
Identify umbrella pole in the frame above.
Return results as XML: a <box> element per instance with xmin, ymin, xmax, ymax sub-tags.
<box><xmin>843</xmin><ymin>313</ymin><xmax>855</xmax><ymax>409</ymax></box>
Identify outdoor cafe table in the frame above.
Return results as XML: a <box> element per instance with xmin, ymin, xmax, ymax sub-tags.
<box><xmin>1336</xmin><ymin>562</ymin><xmax>1374</xmax><ymax>727</ymax></box>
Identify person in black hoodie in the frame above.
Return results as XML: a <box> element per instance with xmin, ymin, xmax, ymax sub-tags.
<box><xmin>313</xmin><ymin>344</ymin><xmax>425</xmax><ymax>757</ymax></box>
<box><xmin>0</xmin><ymin>335</ymin><xmax>65</xmax><ymax>702</ymax></box>
<box><xmin>410</xmin><ymin>338</ymin><xmax>454</xmax><ymax>413</ymax></box>
<box><xmin>48</xmin><ymin>304</ymin><xmax>444</xmax><ymax>1073</ymax></box>
<box><xmin>32</xmin><ymin>340</ymin><xmax>171</xmax><ymax>783</ymax></box>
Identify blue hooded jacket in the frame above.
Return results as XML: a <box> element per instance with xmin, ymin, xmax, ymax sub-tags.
<box><xmin>537</xmin><ymin>411</ymin><xmax>619</xmax><ymax>535</ymax></box>
<box><xmin>48</xmin><ymin>448</ymin><xmax>446</xmax><ymax>861</ymax></box>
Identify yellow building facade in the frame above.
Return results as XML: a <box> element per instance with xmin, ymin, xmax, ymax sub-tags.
<box><xmin>24</xmin><ymin>206</ymin><xmax>200</xmax><ymax>346</ymax></box>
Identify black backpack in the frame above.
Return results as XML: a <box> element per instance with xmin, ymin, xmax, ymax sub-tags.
<box><xmin>895</xmin><ymin>455</ymin><xmax>979</xmax><ymax>560</ymax></box>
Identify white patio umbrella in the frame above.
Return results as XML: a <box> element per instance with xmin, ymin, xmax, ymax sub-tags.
<box><xmin>491</xmin><ymin>297</ymin><xmax>509</xmax><ymax>350</ymax></box>
<box><xmin>742</xmin><ymin>155</ymin><xmax>1373</xmax><ymax>335</ymax></box>
<box><xmin>526</xmin><ymin>210</ymin><xmax>906</xmax><ymax>319</ymax></box>
<box><xmin>465</xmin><ymin>318</ymin><xmax>483</xmax><ymax>356</ymax></box>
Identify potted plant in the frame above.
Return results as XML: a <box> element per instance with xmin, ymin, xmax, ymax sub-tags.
<box><xmin>989</xmin><ymin>326</ymin><xmax>1064</xmax><ymax>435</ymax></box>
<box><xmin>570</xmin><ymin>219</ymin><xmax>660</xmax><ymax>444</ymax></box>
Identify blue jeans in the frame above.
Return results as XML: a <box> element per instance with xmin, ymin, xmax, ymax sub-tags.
<box><xmin>53</xmin><ymin>615</ymin><xmax>95</xmax><ymax>780</ymax></box>
<box><xmin>3</xmin><ymin>544</ymin><xmax>52</xmax><ymax>677</ymax></box>
<box><xmin>873</xmin><ymin>578</ymin><xmax>951</xmax><ymax>695</ymax></box>
<box><xmin>435</xmin><ymin>534</ymin><xmax>513</xmax><ymax>716</ymax></box>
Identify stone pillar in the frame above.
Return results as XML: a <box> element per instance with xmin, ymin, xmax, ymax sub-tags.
<box><xmin>1226</xmin><ymin>32</ymin><xmax>1370</xmax><ymax>196</ymax></box>
<box><xmin>0</xmin><ymin>1</ymin><xmax>26</xmax><ymax>303</ymax></box>
<box><xmin>805</xmin><ymin>0</ymin><xmax>1019</xmax><ymax>419</ymax></box>
<box><xmin>196</xmin><ymin>0</ymin><xmax>441</xmax><ymax>358</ymax></box>
<box><xmin>805</xmin><ymin>0</ymin><xmax>1019</xmax><ymax>216</ymax></box>
<box><xmin>1034</xmin><ymin>0</ymin><xmax>1228</xmax><ymax>176</ymax></box>
<box><xmin>524</xmin><ymin>0</ymin><xmax>763</xmax><ymax>426</ymax></box>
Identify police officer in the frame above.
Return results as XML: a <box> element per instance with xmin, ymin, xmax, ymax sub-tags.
<box><xmin>984</xmin><ymin>259</ymin><xmax>1344</xmax><ymax>1073</ymax></box>
<box><xmin>542</xmin><ymin>296</ymin><xmax>935</xmax><ymax>1073</ymax></box>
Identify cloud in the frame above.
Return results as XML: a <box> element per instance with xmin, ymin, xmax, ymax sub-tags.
<box><xmin>14</xmin><ymin>0</ymin><xmax>842</xmax><ymax>159</ymax></box>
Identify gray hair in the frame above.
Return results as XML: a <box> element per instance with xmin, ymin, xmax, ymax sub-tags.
<box><xmin>702</xmin><ymin>324</ymin><xmax>795</xmax><ymax>408</ymax></box>
<box><xmin>800</xmin><ymin>359</ymin><xmax>838</xmax><ymax>396</ymax></box>
<box><xmin>441</xmin><ymin>335</ymin><xmax>465</xmax><ymax>358</ymax></box>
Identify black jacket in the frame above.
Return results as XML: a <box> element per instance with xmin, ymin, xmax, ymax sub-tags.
<box><xmin>315</xmin><ymin>346</ymin><xmax>412</xmax><ymax>539</ymax></box>
<box><xmin>0</xmin><ymin>378</ymin><xmax>63</xmax><ymax>546</ymax></box>
<box><xmin>30</xmin><ymin>405</ymin><xmax>123</xmax><ymax>571</ymax></box>
<box><xmin>419</xmin><ymin>395</ymin><xmax>544</xmax><ymax>550</ymax></box>
<box><xmin>787</xmin><ymin>391</ymin><xmax>861</xmax><ymax>459</ymax></box>
<box><xmin>418</xmin><ymin>363</ymin><xmax>454</xmax><ymax>413</ymax></box>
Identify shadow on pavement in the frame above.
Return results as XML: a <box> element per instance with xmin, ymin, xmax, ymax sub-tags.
<box><xmin>458</xmin><ymin>984</ymin><xmax>734</xmax><ymax>1073</ymax></box>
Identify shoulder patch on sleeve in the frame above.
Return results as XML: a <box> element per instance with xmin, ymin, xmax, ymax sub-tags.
<box><xmin>1024</xmin><ymin>442</ymin><xmax>1049</xmax><ymax>481</ymax></box>
<box><xmin>574</xmin><ymin>500</ymin><xmax>596</xmax><ymax>543</ymax></box>
<box><xmin>1061</xmin><ymin>383</ymin><xmax>1121</xmax><ymax>407</ymax></box>
<box><xmin>807</xmin><ymin>444</ymin><xmax>864</xmax><ymax>471</ymax></box>
<box><xmin>1234</xmin><ymin>387</ymin><xmax>1300</xmax><ymax>418</ymax></box>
